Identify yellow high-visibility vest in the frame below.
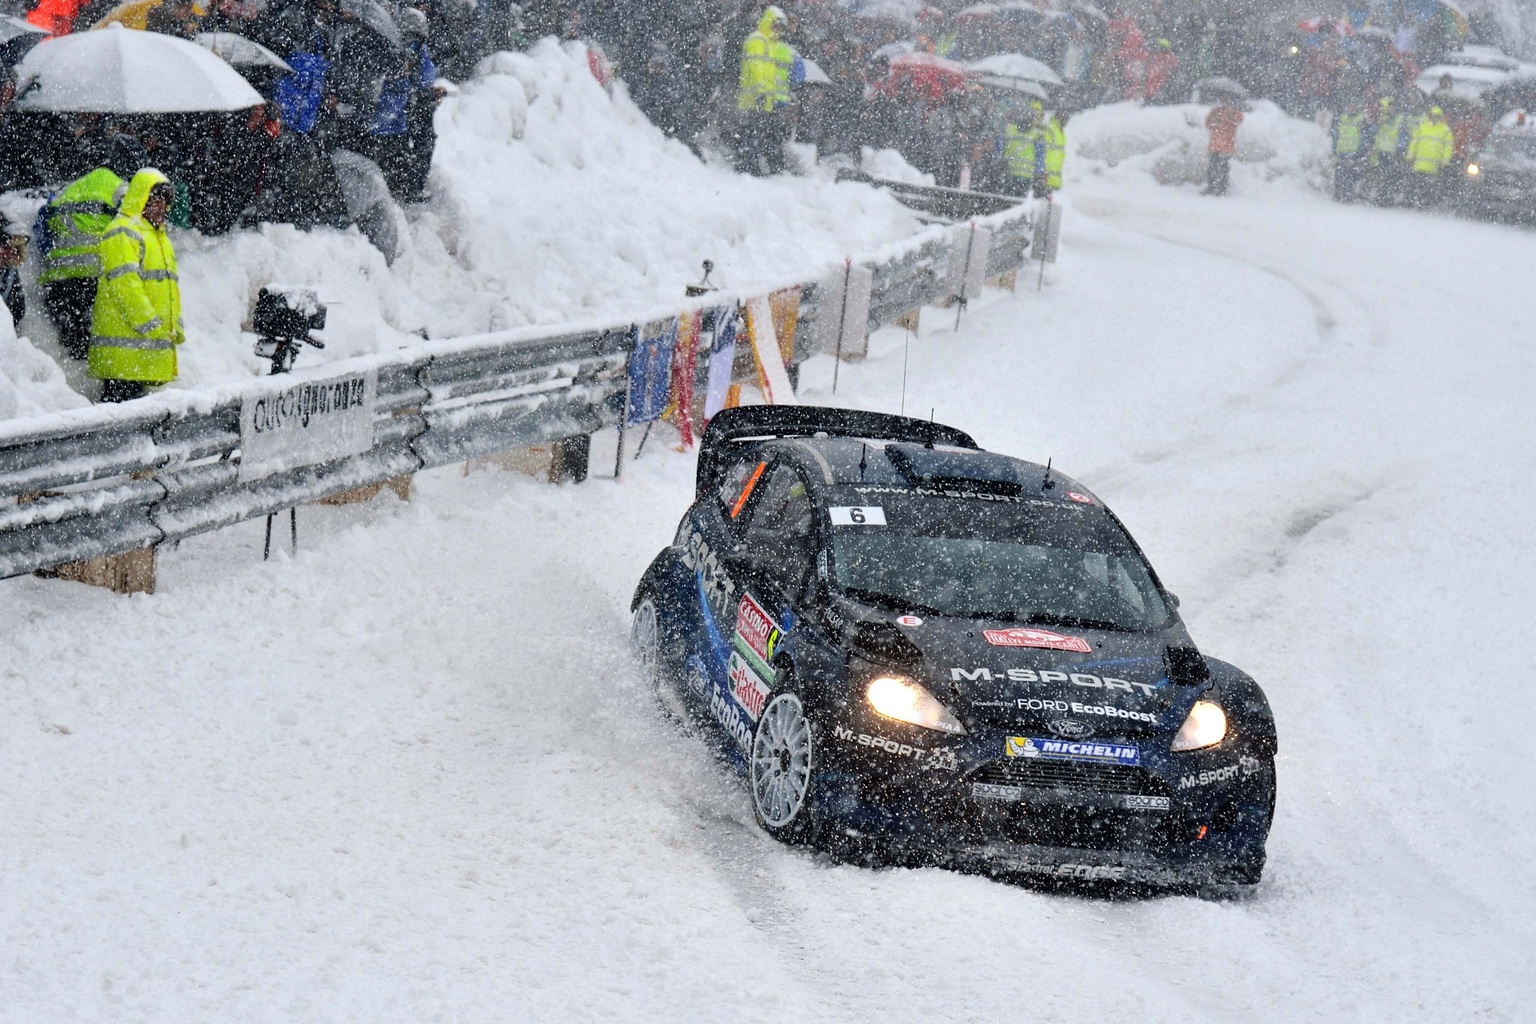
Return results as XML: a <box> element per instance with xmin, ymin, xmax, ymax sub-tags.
<box><xmin>89</xmin><ymin>169</ymin><xmax>184</xmax><ymax>384</ymax></box>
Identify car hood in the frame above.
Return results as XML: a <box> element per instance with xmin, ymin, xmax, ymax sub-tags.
<box><xmin>841</xmin><ymin>607</ymin><xmax>1202</xmax><ymax>738</ymax></box>
<box><xmin>1473</xmin><ymin>152</ymin><xmax>1536</xmax><ymax>174</ymax></box>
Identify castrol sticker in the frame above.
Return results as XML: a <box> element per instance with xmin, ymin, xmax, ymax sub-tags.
<box><xmin>982</xmin><ymin>628</ymin><xmax>1092</xmax><ymax>653</ymax></box>
<box><xmin>727</xmin><ymin>652</ymin><xmax>772</xmax><ymax>722</ymax></box>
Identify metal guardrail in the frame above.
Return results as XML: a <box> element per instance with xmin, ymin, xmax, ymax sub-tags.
<box><xmin>0</xmin><ymin>198</ymin><xmax>1037</xmax><ymax>581</ymax></box>
<box><xmin>834</xmin><ymin>171</ymin><xmax>1024</xmax><ymax>222</ymax></box>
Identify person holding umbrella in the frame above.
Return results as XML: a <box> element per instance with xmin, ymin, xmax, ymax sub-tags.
<box><xmin>1203</xmin><ymin>88</ymin><xmax>1244</xmax><ymax>196</ymax></box>
<box><xmin>88</xmin><ymin>169</ymin><xmax>183</xmax><ymax>403</ymax></box>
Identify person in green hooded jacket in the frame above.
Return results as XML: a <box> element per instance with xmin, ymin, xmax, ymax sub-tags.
<box><xmin>39</xmin><ymin>167</ymin><xmax>127</xmax><ymax>360</ymax></box>
<box><xmin>88</xmin><ymin>168</ymin><xmax>184</xmax><ymax>403</ymax></box>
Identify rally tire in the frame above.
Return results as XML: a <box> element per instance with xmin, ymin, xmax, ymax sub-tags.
<box><xmin>632</xmin><ymin>594</ymin><xmax>687</xmax><ymax>724</ymax></box>
<box><xmin>749</xmin><ymin>689</ymin><xmax>821</xmax><ymax>844</ymax></box>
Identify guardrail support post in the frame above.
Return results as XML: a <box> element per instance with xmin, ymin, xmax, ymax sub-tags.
<box><xmin>551</xmin><ymin>434</ymin><xmax>591</xmax><ymax>484</ymax></box>
<box><xmin>38</xmin><ymin>548</ymin><xmax>157</xmax><ymax>595</ymax></box>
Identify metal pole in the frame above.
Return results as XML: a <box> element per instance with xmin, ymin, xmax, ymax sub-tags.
<box><xmin>954</xmin><ymin>221</ymin><xmax>977</xmax><ymax>331</ymax></box>
<box><xmin>1037</xmin><ymin>198</ymin><xmax>1051</xmax><ymax>292</ymax></box>
<box><xmin>831</xmin><ymin>258</ymin><xmax>852</xmax><ymax>395</ymax></box>
<box><xmin>615</xmin><ymin>358</ymin><xmax>633</xmax><ymax>481</ymax></box>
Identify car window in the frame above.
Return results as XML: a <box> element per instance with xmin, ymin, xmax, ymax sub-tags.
<box><xmin>744</xmin><ymin>464</ymin><xmax>815</xmax><ymax>591</ymax></box>
<box><xmin>1490</xmin><ymin>134</ymin><xmax>1536</xmax><ymax>162</ymax></box>
<box><xmin>747</xmin><ymin>465</ymin><xmax>814</xmax><ymax>537</ymax></box>
<box><xmin>718</xmin><ymin>456</ymin><xmax>766</xmax><ymax>516</ymax></box>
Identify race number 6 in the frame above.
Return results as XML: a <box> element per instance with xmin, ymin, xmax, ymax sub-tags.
<box><xmin>829</xmin><ymin>506</ymin><xmax>887</xmax><ymax>526</ymax></box>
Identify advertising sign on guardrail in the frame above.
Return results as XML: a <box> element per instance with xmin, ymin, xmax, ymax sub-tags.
<box><xmin>238</xmin><ymin>370</ymin><xmax>378</xmax><ymax>482</ymax></box>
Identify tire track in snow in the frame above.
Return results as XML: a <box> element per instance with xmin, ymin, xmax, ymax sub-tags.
<box><xmin>1069</xmin><ymin>193</ymin><xmax>1400</xmax><ymax>601</ymax></box>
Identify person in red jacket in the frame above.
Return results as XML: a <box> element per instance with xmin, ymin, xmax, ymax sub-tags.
<box><xmin>1203</xmin><ymin>97</ymin><xmax>1243</xmax><ymax>195</ymax></box>
<box><xmin>1144</xmin><ymin>38</ymin><xmax>1178</xmax><ymax>102</ymax></box>
<box><xmin>25</xmin><ymin>0</ymin><xmax>87</xmax><ymax>35</ymax></box>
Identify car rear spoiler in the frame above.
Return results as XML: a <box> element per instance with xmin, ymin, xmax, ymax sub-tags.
<box><xmin>696</xmin><ymin>405</ymin><xmax>979</xmax><ymax>496</ymax></box>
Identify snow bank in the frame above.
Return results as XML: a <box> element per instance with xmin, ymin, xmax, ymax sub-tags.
<box><xmin>0</xmin><ymin>303</ymin><xmax>89</xmax><ymax>421</ymax></box>
<box><xmin>1069</xmin><ymin>100</ymin><xmax>1332</xmax><ymax>195</ymax></box>
<box><xmin>0</xmin><ymin>39</ymin><xmax>921</xmax><ymax>421</ymax></box>
<box><xmin>5</xmin><ymin>177</ymin><xmax>1536</xmax><ymax>1019</ymax></box>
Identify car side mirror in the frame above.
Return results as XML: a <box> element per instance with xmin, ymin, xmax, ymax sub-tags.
<box><xmin>1167</xmin><ymin>592</ymin><xmax>1181</xmax><ymax>609</ymax></box>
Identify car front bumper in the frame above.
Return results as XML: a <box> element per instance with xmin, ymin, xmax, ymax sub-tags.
<box><xmin>816</xmin><ymin>717</ymin><xmax>1274</xmax><ymax>886</ymax></box>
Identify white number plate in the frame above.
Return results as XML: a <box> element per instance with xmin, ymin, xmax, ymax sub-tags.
<box><xmin>828</xmin><ymin>506</ymin><xmax>886</xmax><ymax>526</ymax></box>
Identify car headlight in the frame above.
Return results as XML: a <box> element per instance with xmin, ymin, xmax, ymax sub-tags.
<box><xmin>1170</xmin><ymin>699</ymin><xmax>1227</xmax><ymax>751</ymax></box>
<box><xmin>866</xmin><ymin>676</ymin><xmax>967</xmax><ymax>735</ymax></box>
<box><xmin>1467</xmin><ymin>162</ymin><xmax>1480</xmax><ymax>176</ymax></box>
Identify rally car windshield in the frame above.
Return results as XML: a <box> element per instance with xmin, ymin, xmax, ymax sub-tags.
<box><xmin>829</xmin><ymin>493</ymin><xmax>1172</xmax><ymax>631</ymax></box>
<box><xmin>1488</xmin><ymin>133</ymin><xmax>1536</xmax><ymax>163</ymax></box>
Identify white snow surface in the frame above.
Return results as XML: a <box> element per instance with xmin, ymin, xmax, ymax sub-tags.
<box><xmin>0</xmin><ymin>39</ymin><xmax>920</xmax><ymax>419</ymax></box>
<box><xmin>1071</xmin><ymin>100</ymin><xmax>1333</xmax><ymax>196</ymax></box>
<box><xmin>4</xmin><ymin>105</ymin><xmax>1536</xmax><ymax>1021</ymax></box>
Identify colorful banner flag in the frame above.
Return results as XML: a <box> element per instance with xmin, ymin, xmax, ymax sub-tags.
<box><xmin>768</xmin><ymin>286</ymin><xmax>802</xmax><ymax>367</ymax></box>
<box><xmin>745</xmin><ymin>295</ymin><xmax>798</xmax><ymax>406</ymax></box>
<box><xmin>670</xmin><ymin>309</ymin><xmax>702</xmax><ymax>448</ymax></box>
<box><xmin>627</xmin><ymin>317</ymin><xmax>677</xmax><ymax>426</ymax></box>
<box><xmin>703</xmin><ymin>304</ymin><xmax>738</xmax><ymax>422</ymax></box>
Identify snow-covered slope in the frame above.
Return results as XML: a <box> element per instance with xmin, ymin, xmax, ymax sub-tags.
<box><xmin>3</xmin><ymin>122</ymin><xmax>1533</xmax><ymax>1019</ymax></box>
<box><xmin>1072</xmin><ymin>100</ymin><xmax>1332</xmax><ymax>196</ymax></box>
<box><xmin>1</xmin><ymin>39</ymin><xmax>920</xmax><ymax>418</ymax></box>
<box><xmin>0</xmin><ymin>303</ymin><xmax>89</xmax><ymax>420</ymax></box>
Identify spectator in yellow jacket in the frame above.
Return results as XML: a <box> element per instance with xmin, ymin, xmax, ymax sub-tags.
<box><xmin>734</xmin><ymin>6</ymin><xmax>794</xmax><ymax>176</ymax></box>
<box><xmin>88</xmin><ymin>168</ymin><xmax>184</xmax><ymax>404</ymax></box>
<box><xmin>1405</xmin><ymin>106</ymin><xmax>1455</xmax><ymax>209</ymax></box>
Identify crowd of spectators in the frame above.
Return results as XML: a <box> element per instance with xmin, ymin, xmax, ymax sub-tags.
<box><xmin>0</xmin><ymin>0</ymin><xmax>467</xmax><ymax>234</ymax></box>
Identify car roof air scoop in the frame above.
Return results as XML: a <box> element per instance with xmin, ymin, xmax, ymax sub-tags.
<box><xmin>883</xmin><ymin>442</ymin><xmax>1023</xmax><ymax>496</ymax></box>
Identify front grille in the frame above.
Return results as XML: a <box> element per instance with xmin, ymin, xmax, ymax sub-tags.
<box><xmin>958</xmin><ymin>761</ymin><xmax>1179</xmax><ymax>851</ymax></box>
<box><xmin>969</xmin><ymin>759</ymin><xmax>1169</xmax><ymax>798</ymax></box>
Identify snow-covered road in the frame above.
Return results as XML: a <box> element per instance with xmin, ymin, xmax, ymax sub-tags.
<box><xmin>4</xmin><ymin>178</ymin><xmax>1533</xmax><ymax>1022</ymax></box>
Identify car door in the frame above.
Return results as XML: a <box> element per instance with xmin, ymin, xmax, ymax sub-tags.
<box><xmin>711</xmin><ymin>462</ymin><xmax>817</xmax><ymax>755</ymax></box>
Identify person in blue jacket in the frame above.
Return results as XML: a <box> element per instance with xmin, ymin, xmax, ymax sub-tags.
<box><xmin>365</xmin><ymin>7</ymin><xmax>442</xmax><ymax>202</ymax></box>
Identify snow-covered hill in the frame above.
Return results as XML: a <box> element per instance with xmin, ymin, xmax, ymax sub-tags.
<box><xmin>0</xmin><ymin>39</ymin><xmax>921</xmax><ymax>419</ymax></box>
<box><xmin>3</xmin><ymin>101</ymin><xmax>1534</xmax><ymax>1019</ymax></box>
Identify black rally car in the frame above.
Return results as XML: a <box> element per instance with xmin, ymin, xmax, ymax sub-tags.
<box><xmin>631</xmin><ymin>406</ymin><xmax>1277</xmax><ymax>887</ymax></box>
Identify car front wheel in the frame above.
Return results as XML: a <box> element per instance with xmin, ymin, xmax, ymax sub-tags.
<box><xmin>750</xmin><ymin>691</ymin><xmax>819</xmax><ymax>843</ymax></box>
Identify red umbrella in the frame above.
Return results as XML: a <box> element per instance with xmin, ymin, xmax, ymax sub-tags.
<box><xmin>1296</xmin><ymin>15</ymin><xmax>1353</xmax><ymax>36</ymax></box>
<box><xmin>886</xmin><ymin>51</ymin><xmax>971</xmax><ymax>104</ymax></box>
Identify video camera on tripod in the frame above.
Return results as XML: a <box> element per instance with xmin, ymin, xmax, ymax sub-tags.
<box><xmin>252</xmin><ymin>287</ymin><xmax>327</xmax><ymax>375</ymax></box>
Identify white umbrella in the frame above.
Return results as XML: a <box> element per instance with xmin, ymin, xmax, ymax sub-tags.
<box><xmin>871</xmin><ymin>40</ymin><xmax>915</xmax><ymax>61</ymax></box>
<box><xmin>977</xmin><ymin>73</ymin><xmax>1048</xmax><ymax>99</ymax></box>
<box><xmin>1193</xmin><ymin>75</ymin><xmax>1249</xmax><ymax>99</ymax></box>
<box><xmin>195</xmin><ymin>31</ymin><xmax>293</xmax><ymax>73</ymax></box>
<box><xmin>14</xmin><ymin>23</ymin><xmax>264</xmax><ymax>113</ymax></box>
<box><xmin>1</xmin><ymin>13</ymin><xmax>45</xmax><ymax>46</ymax></box>
<box><xmin>0</xmin><ymin>13</ymin><xmax>46</xmax><ymax>63</ymax></box>
<box><xmin>968</xmin><ymin>52</ymin><xmax>1064</xmax><ymax>86</ymax></box>
<box><xmin>796</xmin><ymin>52</ymin><xmax>831</xmax><ymax>86</ymax></box>
<box><xmin>1415</xmin><ymin>63</ymin><xmax>1511</xmax><ymax>99</ymax></box>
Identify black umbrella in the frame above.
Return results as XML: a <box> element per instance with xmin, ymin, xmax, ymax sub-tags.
<box><xmin>339</xmin><ymin>0</ymin><xmax>403</xmax><ymax>50</ymax></box>
<box><xmin>1194</xmin><ymin>76</ymin><xmax>1250</xmax><ymax>100</ymax></box>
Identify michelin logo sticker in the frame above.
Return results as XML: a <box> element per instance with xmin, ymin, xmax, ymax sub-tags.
<box><xmin>1006</xmin><ymin>736</ymin><xmax>1141</xmax><ymax>766</ymax></box>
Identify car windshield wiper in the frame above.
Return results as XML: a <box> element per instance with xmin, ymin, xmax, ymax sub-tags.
<box><xmin>840</xmin><ymin>586</ymin><xmax>944</xmax><ymax>617</ymax></box>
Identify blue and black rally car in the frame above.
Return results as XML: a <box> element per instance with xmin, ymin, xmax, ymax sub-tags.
<box><xmin>631</xmin><ymin>406</ymin><xmax>1277</xmax><ymax>887</ymax></box>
